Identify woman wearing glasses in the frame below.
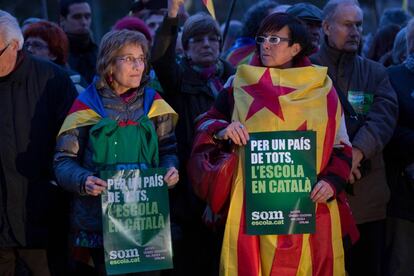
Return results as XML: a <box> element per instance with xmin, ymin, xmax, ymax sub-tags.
<box><xmin>22</xmin><ymin>20</ymin><xmax>87</xmax><ymax>92</ymax></box>
<box><xmin>190</xmin><ymin>13</ymin><xmax>355</xmax><ymax>275</ymax></box>
<box><xmin>54</xmin><ymin>29</ymin><xmax>179</xmax><ymax>275</ymax></box>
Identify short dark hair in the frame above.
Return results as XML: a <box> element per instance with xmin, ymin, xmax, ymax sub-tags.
<box><xmin>241</xmin><ymin>0</ymin><xmax>279</xmax><ymax>38</ymax></box>
<box><xmin>256</xmin><ymin>12</ymin><xmax>313</xmax><ymax>61</ymax></box>
<box><xmin>60</xmin><ymin>0</ymin><xmax>90</xmax><ymax>17</ymax></box>
<box><xmin>181</xmin><ymin>12</ymin><xmax>221</xmax><ymax>50</ymax></box>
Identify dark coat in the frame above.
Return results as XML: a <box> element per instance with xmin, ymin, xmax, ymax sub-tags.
<box><xmin>151</xmin><ymin>16</ymin><xmax>235</xmax><ymax>222</ymax></box>
<box><xmin>311</xmin><ymin>38</ymin><xmax>398</xmax><ymax>224</ymax></box>
<box><xmin>385</xmin><ymin>63</ymin><xmax>414</xmax><ymax>221</ymax></box>
<box><xmin>0</xmin><ymin>53</ymin><xmax>77</xmax><ymax>247</ymax></box>
<box><xmin>66</xmin><ymin>33</ymin><xmax>98</xmax><ymax>84</ymax></box>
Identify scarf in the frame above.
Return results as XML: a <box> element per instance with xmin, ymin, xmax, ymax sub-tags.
<box><xmin>191</xmin><ymin>61</ymin><xmax>225</xmax><ymax>98</ymax></box>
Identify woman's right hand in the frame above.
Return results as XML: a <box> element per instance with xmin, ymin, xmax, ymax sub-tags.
<box><xmin>215</xmin><ymin>121</ymin><xmax>249</xmax><ymax>146</ymax></box>
<box><xmin>84</xmin><ymin>176</ymin><xmax>107</xmax><ymax>196</ymax></box>
<box><xmin>168</xmin><ymin>0</ymin><xmax>185</xmax><ymax>18</ymax></box>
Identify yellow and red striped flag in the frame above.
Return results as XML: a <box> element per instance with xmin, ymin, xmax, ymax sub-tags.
<box><xmin>202</xmin><ymin>0</ymin><xmax>216</xmax><ymax>19</ymax></box>
<box><xmin>220</xmin><ymin>65</ymin><xmax>345</xmax><ymax>276</ymax></box>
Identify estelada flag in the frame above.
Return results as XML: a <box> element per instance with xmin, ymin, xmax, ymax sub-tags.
<box><xmin>224</xmin><ymin>37</ymin><xmax>256</xmax><ymax>67</ymax></box>
<box><xmin>58</xmin><ymin>83</ymin><xmax>177</xmax><ymax>136</ymax></box>
<box><xmin>220</xmin><ymin>65</ymin><xmax>345</xmax><ymax>276</ymax></box>
<box><xmin>202</xmin><ymin>0</ymin><xmax>216</xmax><ymax>19</ymax></box>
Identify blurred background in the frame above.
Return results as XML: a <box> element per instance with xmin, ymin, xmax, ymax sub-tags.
<box><xmin>1</xmin><ymin>0</ymin><xmax>413</xmax><ymax>42</ymax></box>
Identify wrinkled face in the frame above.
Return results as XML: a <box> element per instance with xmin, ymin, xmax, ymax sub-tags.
<box><xmin>323</xmin><ymin>4</ymin><xmax>363</xmax><ymax>52</ymax></box>
<box><xmin>24</xmin><ymin>36</ymin><xmax>54</xmax><ymax>61</ymax></box>
<box><xmin>61</xmin><ymin>2</ymin><xmax>92</xmax><ymax>34</ymax></box>
<box><xmin>145</xmin><ymin>14</ymin><xmax>163</xmax><ymax>39</ymax></box>
<box><xmin>0</xmin><ymin>36</ymin><xmax>19</xmax><ymax>77</ymax></box>
<box><xmin>185</xmin><ymin>32</ymin><xmax>220</xmax><ymax>67</ymax></box>
<box><xmin>111</xmin><ymin>44</ymin><xmax>145</xmax><ymax>95</ymax></box>
<box><xmin>259</xmin><ymin>26</ymin><xmax>301</xmax><ymax>68</ymax></box>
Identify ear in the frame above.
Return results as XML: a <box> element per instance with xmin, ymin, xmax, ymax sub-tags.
<box><xmin>291</xmin><ymin>43</ymin><xmax>301</xmax><ymax>57</ymax></box>
<box><xmin>10</xmin><ymin>39</ymin><xmax>20</xmax><ymax>51</ymax></box>
<box><xmin>322</xmin><ymin>20</ymin><xmax>330</xmax><ymax>36</ymax></box>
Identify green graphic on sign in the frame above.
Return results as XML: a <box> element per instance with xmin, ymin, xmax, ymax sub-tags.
<box><xmin>101</xmin><ymin>168</ymin><xmax>172</xmax><ymax>275</ymax></box>
<box><xmin>245</xmin><ymin>131</ymin><xmax>317</xmax><ymax>235</ymax></box>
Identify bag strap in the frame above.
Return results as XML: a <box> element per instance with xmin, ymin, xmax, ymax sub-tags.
<box><xmin>335</xmin><ymin>85</ymin><xmax>361</xmax><ymax>121</ymax></box>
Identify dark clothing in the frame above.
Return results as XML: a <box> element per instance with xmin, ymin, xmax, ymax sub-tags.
<box><xmin>151</xmin><ymin>16</ymin><xmax>234</xmax><ymax>221</ymax></box>
<box><xmin>151</xmin><ymin>16</ymin><xmax>234</xmax><ymax>276</ymax></box>
<box><xmin>0</xmin><ymin>53</ymin><xmax>77</xmax><ymax>248</ymax></box>
<box><xmin>385</xmin><ymin>63</ymin><xmax>414</xmax><ymax>221</ymax></box>
<box><xmin>312</xmin><ymin>38</ymin><xmax>397</xmax><ymax>276</ymax></box>
<box><xmin>66</xmin><ymin>32</ymin><xmax>98</xmax><ymax>84</ymax></box>
<box><xmin>0</xmin><ymin>248</ymin><xmax>51</xmax><ymax>276</ymax></box>
<box><xmin>311</xmin><ymin>38</ymin><xmax>398</xmax><ymax>224</ymax></box>
<box><xmin>345</xmin><ymin>219</ymin><xmax>386</xmax><ymax>276</ymax></box>
<box><xmin>383</xmin><ymin>61</ymin><xmax>414</xmax><ymax>276</ymax></box>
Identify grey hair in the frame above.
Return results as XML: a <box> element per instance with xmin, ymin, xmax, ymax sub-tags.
<box><xmin>0</xmin><ymin>10</ymin><xmax>24</xmax><ymax>49</ymax></box>
<box><xmin>407</xmin><ymin>18</ymin><xmax>414</xmax><ymax>54</ymax></box>
<box><xmin>322</xmin><ymin>0</ymin><xmax>360</xmax><ymax>22</ymax></box>
<box><xmin>96</xmin><ymin>29</ymin><xmax>149</xmax><ymax>88</ymax></box>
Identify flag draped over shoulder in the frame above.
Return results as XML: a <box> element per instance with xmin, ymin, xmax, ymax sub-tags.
<box><xmin>58</xmin><ymin>83</ymin><xmax>177</xmax><ymax>136</ymax></box>
<box><xmin>202</xmin><ymin>0</ymin><xmax>216</xmax><ymax>19</ymax></box>
<box><xmin>224</xmin><ymin>37</ymin><xmax>256</xmax><ymax>67</ymax></box>
<box><xmin>220</xmin><ymin>65</ymin><xmax>345</xmax><ymax>276</ymax></box>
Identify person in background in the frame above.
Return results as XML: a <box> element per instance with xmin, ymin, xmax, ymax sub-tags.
<box><xmin>391</xmin><ymin>27</ymin><xmax>408</xmax><ymax>65</ymax></box>
<box><xmin>0</xmin><ymin>10</ymin><xmax>77</xmax><ymax>276</ymax></box>
<box><xmin>223</xmin><ymin>0</ymin><xmax>278</xmax><ymax>67</ymax></box>
<box><xmin>384</xmin><ymin>18</ymin><xmax>414</xmax><ymax>276</ymax></box>
<box><xmin>286</xmin><ymin>3</ymin><xmax>323</xmax><ymax>52</ymax></box>
<box><xmin>113</xmin><ymin>15</ymin><xmax>164</xmax><ymax>94</ymax></box>
<box><xmin>192</xmin><ymin>12</ymin><xmax>353</xmax><ymax>276</ymax></box>
<box><xmin>23</xmin><ymin>20</ymin><xmax>87</xmax><ymax>92</ymax></box>
<box><xmin>60</xmin><ymin>0</ymin><xmax>97</xmax><ymax>83</ymax></box>
<box><xmin>366</xmin><ymin>24</ymin><xmax>401</xmax><ymax>67</ymax></box>
<box><xmin>362</xmin><ymin>7</ymin><xmax>411</xmax><ymax>58</ymax></box>
<box><xmin>220</xmin><ymin>20</ymin><xmax>242</xmax><ymax>53</ymax></box>
<box><xmin>151</xmin><ymin>0</ymin><xmax>234</xmax><ymax>274</ymax></box>
<box><xmin>311</xmin><ymin>1</ymin><xmax>398</xmax><ymax>275</ymax></box>
<box><xmin>21</xmin><ymin>17</ymin><xmax>44</xmax><ymax>32</ymax></box>
<box><xmin>54</xmin><ymin>29</ymin><xmax>179</xmax><ymax>276</ymax></box>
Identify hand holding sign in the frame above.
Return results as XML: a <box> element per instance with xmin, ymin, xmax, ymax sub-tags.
<box><xmin>85</xmin><ymin>175</ymin><xmax>107</xmax><ymax>196</ymax></box>
<box><xmin>310</xmin><ymin>180</ymin><xmax>334</xmax><ymax>203</ymax></box>
<box><xmin>164</xmin><ymin>167</ymin><xmax>179</xmax><ymax>188</ymax></box>
<box><xmin>216</xmin><ymin>121</ymin><xmax>249</xmax><ymax>146</ymax></box>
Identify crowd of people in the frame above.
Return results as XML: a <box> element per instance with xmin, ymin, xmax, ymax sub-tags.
<box><xmin>0</xmin><ymin>0</ymin><xmax>413</xmax><ymax>275</ymax></box>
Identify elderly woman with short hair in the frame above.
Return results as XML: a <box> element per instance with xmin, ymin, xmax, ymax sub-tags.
<box><xmin>54</xmin><ymin>29</ymin><xmax>178</xmax><ymax>276</ymax></box>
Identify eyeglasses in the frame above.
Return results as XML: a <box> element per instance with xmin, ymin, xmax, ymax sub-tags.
<box><xmin>24</xmin><ymin>41</ymin><xmax>49</xmax><ymax>51</ymax></box>
<box><xmin>255</xmin><ymin>35</ymin><xmax>291</xmax><ymax>45</ymax></box>
<box><xmin>188</xmin><ymin>35</ymin><xmax>220</xmax><ymax>45</ymax></box>
<box><xmin>117</xmin><ymin>56</ymin><xmax>146</xmax><ymax>66</ymax></box>
<box><xmin>0</xmin><ymin>44</ymin><xmax>9</xmax><ymax>57</ymax></box>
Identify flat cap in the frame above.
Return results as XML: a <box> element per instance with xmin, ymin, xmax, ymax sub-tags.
<box><xmin>286</xmin><ymin>3</ymin><xmax>322</xmax><ymax>23</ymax></box>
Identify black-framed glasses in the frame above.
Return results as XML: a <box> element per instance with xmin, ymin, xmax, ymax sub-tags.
<box><xmin>255</xmin><ymin>35</ymin><xmax>291</xmax><ymax>45</ymax></box>
<box><xmin>0</xmin><ymin>44</ymin><xmax>9</xmax><ymax>57</ymax></box>
<box><xmin>117</xmin><ymin>55</ymin><xmax>146</xmax><ymax>66</ymax></box>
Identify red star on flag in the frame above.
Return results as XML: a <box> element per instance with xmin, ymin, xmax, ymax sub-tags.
<box><xmin>242</xmin><ymin>69</ymin><xmax>296</xmax><ymax>120</ymax></box>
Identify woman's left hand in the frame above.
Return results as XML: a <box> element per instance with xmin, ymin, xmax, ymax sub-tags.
<box><xmin>310</xmin><ymin>180</ymin><xmax>334</xmax><ymax>203</ymax></box>
<box><xmin>164</xmin><ymin>167</ymin><xmax>179</xmax><ymax>188</ymax></box>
